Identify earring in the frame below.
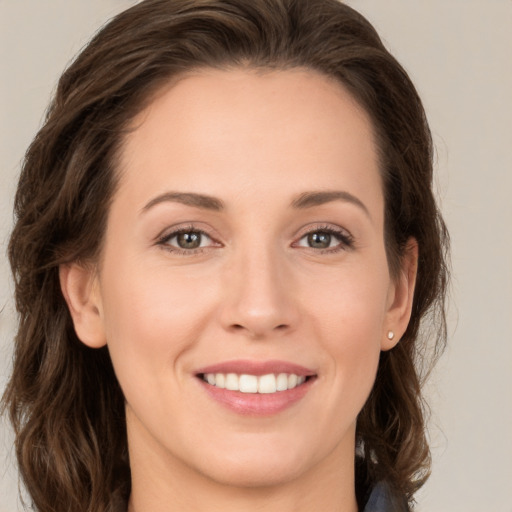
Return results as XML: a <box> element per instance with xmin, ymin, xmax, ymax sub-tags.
<box><xmin>387</xmin><ymin>331</ymin><xmax>395</xmax><ymax>340</ymax></box>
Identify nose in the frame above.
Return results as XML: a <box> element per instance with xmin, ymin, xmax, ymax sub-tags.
<box><xmin>219</xmin><ymin>246</ymin><xmax>299</xmax><ymax>339</ymax></box>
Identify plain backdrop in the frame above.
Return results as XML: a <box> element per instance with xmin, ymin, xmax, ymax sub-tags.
<box><xmin>1</xmin><ymin>1</ymin><xmax>511</xmax><ymax>511</ymax></box>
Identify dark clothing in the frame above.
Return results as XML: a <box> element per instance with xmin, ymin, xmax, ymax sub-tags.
<box><xmin>363</xmin><ymin>481</ymin><xmax>409</xmax><ymax>511</ymax></box>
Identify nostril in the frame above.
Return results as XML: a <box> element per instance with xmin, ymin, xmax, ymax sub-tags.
<box><xmin>231</xmin><ymin>323</ymin><xmax>289</xmax><ymax>332</ymax></box>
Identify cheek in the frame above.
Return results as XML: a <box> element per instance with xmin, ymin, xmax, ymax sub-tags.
<box><xmin>307</xmin><ymin>263</ymin><xmax>389</xmax><ymax>346</ymax></box>
<box><xmin>305</xmin><ymin>264</ymin><xmax>388</xmax><ymax>408</ymax></box>
<box><xmin>98</xmin><ymin>255</ymin><xmax>216</xmax><ymax>390</ymax></box>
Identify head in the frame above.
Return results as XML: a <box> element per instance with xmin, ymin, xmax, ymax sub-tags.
<box><xmin>4</xmin><ymin>1</ymin><xmax>449</xmax><ymax>511</ymax></box>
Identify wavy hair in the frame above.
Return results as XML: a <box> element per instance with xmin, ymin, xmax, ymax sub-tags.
<box><xmin>3</xmin><ymin>1</ymin><xmax>449</xmax><ymax>510</ymax></box>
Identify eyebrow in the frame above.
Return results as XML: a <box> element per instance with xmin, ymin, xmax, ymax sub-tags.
<box><xmin>141</xmin><ymin>189</ymin><xmax>369</xmax><ymax>217</ymax></box>
<box><xmin>290</xmin><ymin>190</ymin><xmax>370</xmax><ymax>217</ymax></box>
<box><xmin>141</xmin><ymin>192</ymin><xmax>224</xmax><ymax>213</ymax></box>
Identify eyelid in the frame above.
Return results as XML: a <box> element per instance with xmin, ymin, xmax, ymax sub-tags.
<box><xmin>292</xmin><ymin>223</ymin><xmax>355</xmax><ymax>252</ymax></box>
<box><xmin>154</xmin><ymin>222</ymin><xmax>354</xmax><ymax>255</ymax></box>
<box><xmin>156</xmin><ymin>223</ymin><xmax>222</xmax><ymax>253</ymax></box>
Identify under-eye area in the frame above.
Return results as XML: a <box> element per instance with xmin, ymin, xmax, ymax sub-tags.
<box><xmin>198</xmin><ymin>373</ymin><xmax>317</xmax><ymax>394</ymax></box>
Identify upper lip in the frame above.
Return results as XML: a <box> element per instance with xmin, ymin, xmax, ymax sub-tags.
<box><xmin>195</xmin><ymin>359</ymin><xmax>316</xmax><ymax>377</ymax></box>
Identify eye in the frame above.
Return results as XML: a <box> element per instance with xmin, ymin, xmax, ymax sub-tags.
<box><xmin>158</xmin><ymin>228</ymin><xmax>215</xmax><ymax>252</ymax></box>
<box><xmin>304</xmin><ymin>231</ymin><xmax>335</xmax><ymax>249</ymax></box>
<box><xmin>295</xmin><ymin>227</ymin><xmax>353</xmax><ymax>252</ymax></box>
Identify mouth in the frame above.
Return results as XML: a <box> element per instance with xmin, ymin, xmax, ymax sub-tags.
<box><xmin>198</xmin><ymin>372</ymin><xmax>313</xmax><ymax>394</ymax></box>
<box><xmin>194</xmin><ymin>360</ymin><xmax>317</xmax><ymax>415</ymax></box>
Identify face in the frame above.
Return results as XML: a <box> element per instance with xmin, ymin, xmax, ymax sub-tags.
<box><xmin>63</xmin><ymin>68</ymin><xmax>415</xmax><ymax>490</ymax></box>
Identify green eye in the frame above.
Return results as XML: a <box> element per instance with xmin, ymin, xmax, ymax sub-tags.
<box><xmin>296</xmin><ymin>227</ymin><xmax>354</xmax><ymax>252</ymax></box>
<box><xmin>307</xmin><ymin>232</ymin><xmax>332</xmax><ymax>249</ymax></box>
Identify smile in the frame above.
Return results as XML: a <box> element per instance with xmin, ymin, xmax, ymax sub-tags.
<box><xmin>201</xmin><ymin>373</ymin><xmax>308</xmax><ymax>394</ymax></box>
<box><xmin>195</xmin><ymin>360</ymin><xmax>317</xmax><ymax>415</ymax></box>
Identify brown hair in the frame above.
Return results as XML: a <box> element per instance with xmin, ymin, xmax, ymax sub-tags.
<box><xmin>3</xmin><ymin>1</ymin><xmax>449</xmax><ymax>510</ymax></box>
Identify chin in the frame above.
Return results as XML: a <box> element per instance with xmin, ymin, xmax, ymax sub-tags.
<box><xmin>186</xmin><ymin>437</ymin><xmax>321</xmax><ymax>489</ymax></box>
<box><xmin>200</xmin><ymin>459</ymin><xmax>306</xmax><ymax>489</ymax></box>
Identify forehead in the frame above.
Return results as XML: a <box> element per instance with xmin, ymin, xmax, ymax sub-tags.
<box><xmin>116</xmin><ymin>67</ymin><xmax>382</xmax><ymax>215</ymax></box>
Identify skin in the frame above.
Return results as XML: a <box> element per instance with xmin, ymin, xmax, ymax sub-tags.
<box><xmin>61</xmin><ymin>68</ymin><xmax>417</xmax><ymax>512</ymax></box>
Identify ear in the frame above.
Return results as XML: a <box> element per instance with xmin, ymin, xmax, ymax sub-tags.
<box><xmin>59</xmin><ymin>263</ymin><xmax>107</xmax><ymax>348</ymax></box>
<box><xmin>381</xmin><ymin>238</ymin><xmax>418</xmax><ymax>351</ymax></box>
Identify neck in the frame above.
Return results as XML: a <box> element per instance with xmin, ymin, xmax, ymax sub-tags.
<box><xmin>126</xmin><ymin>417</ymin><xmax>358</xmax><ymax>512</ymax></box>
<box><xmin>128</xmin><ymin>462</ymin><xmax>358</xmax><ymax>512</ymax></box>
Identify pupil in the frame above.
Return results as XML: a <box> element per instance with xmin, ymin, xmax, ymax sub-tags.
<box><xmin>178</xmin><ymin>232</ymin><xmax>201</xmax><ymax>249</ymax></box>
<box><xmin>308</xmin><ymin>232</ymin><xmax>331</xmax><ymax>248</ymax></box>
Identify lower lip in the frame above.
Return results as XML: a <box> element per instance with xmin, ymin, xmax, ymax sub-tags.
<box><xmin>197</xmin><ymin>377</ymin><xmax>315</xmax><ymax>416</ymax></box>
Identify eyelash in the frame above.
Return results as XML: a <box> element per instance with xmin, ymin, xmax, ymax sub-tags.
<box><xmin>156</xmin><ymin>224</ymin><xmax>354</xmax><ymax>255</ymax></box>
<box><xmin>156</xmin><ymin>225</ymin><xmax>216</xmax><ymax>256</ymax></box>
<box><xmin>294</xmin><ymin>225</ymin><xmax>355</xmax><ymax>254</ymax></box>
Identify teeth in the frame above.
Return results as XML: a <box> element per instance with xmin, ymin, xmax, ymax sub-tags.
<box><xmin>202</xmin><ymin>372</ymin><xmax>309</xmax><ymax>393</ymax></box>
<box><xmin>276</xmin><ymin>373</ymin><xmax>288</xmax><ymax>391</ymax></box>
<box><xmin>215</xmin><ymin>373</ymin><xmax>225</xmax><ymax>389</ymax></box>
<box><xmin>239</xmin><ymin>374</ymin><xmax>258</xmax><ymax>393</ymax></box>
<box><xmin>225</xmin><ymin>373</ymin><xmax>238</xmax><ymax>391</ymax></box>
<box><xmin>258</xmin><ymin>374</ymin><xmax>276</xmax><ymax>394</ymax></box>
<box><xmin>288</xmin><ymin>374</ymin><xmax>298</xmax><ymax>389</ymax></box>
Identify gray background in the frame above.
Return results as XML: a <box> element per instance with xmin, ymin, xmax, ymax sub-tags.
<box><xmin>1</xmin><ymin>1</ymin><xmax>511</xmax><ymax>510</ymax></box>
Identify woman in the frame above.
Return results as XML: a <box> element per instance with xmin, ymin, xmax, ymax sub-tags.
<box><xmin>3</xmin><ymin>0</ymin><xmax>449</xmax><ymax>511</ymax></box>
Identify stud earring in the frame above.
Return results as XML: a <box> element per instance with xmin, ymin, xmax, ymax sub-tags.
<box><xmin>387</xmin><ymin>331</ymin><xmax>395</xmax><ymax>340</ymax></box>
